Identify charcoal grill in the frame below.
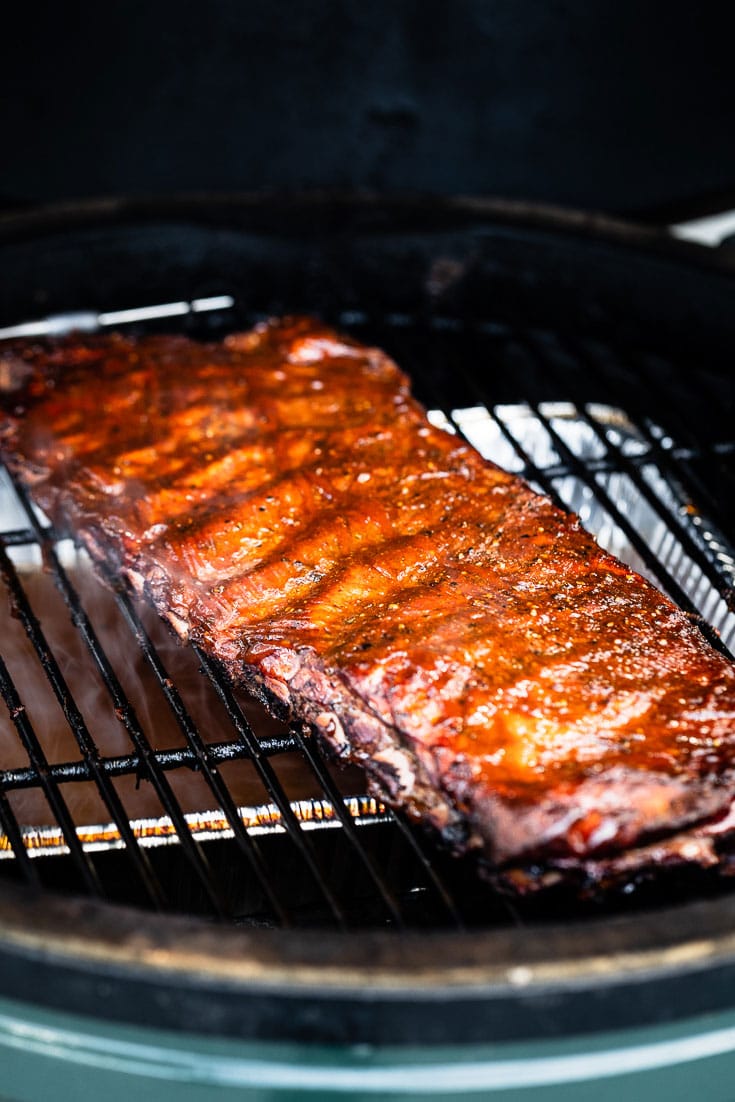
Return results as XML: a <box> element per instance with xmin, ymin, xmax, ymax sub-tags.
<box><xmin>1</xmin><ymin>195</ymin><xmax>735</xmax><ymax>1100</ymax></box>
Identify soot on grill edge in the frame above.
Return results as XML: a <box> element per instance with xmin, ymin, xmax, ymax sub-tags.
<box><xmin>0</xmin><ymin>304</ymin><xmax>734</xmax><ymax>931</ymax></box>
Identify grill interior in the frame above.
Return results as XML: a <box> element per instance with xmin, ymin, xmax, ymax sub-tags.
<box><xmin>1</xmin><ymin>291</ymin><xmax>734</xmax><ymax>934</ymax></box>
<box><xmin>1</xmin><ymin>194</ymin><xmax>735</xmax><ymax>943</ymax></box>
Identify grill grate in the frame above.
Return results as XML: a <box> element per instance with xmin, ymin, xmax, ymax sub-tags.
<box><xmin>0</xmin><ymin>301</ymin><xmax>734</xmax><ymax>929</ymax></box>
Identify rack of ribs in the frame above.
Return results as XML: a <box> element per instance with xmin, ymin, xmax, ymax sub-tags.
<box><xmin>2</xmin><ymin>317</ymin><xmax>735</xmax><ymax>890</ymax></box>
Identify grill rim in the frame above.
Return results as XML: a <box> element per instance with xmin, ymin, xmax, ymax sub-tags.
<box><xmin>0</xmin><ymin>189</ymin><xmax>734</xmax><ymax>274</ymax></box>
<box><xmin>4</xmin><ymin>877</ymin><xmax>735</xmax><ymax>1046</ymax></box>
<box><xmin>1</xmin><ymin>193</ymin><xmax>735</xmax><ymax>1045</ymax></box>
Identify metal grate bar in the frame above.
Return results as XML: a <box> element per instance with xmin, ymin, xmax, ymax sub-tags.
<box><xmin>590</xmin><ymin>337</ymin><xmax>731</xmax><ymax>528</ymax></box>
<box><xmin>194</xmin><ymin>648</ymin><xmax>348</xmax><ymax>927</ymax></box>
<box><xmin>290</xmin><ymin>727</ymin><xmax>406</xmax><ymax>927</ymax></box>
<box><xmin>409</xmin><ymin>318</ymin><xmax>730</xmax><ymax>654</ymax></box>
<box><xmin>557</xmin><ymin>332</ymin><xmax>735</xmax><ymax>551</ymax></box>
<box><xmin>0</xmin><ymin>650</ymin><xmax>102</xmax><ymax>895</ymax></box>
<box><xmin>369</xmin><ymin>314</ymin><xmax>571</xmax><ymax>513</ymax></box>
<box><xmin>409</xmin><ymin>319</ymin><xmax>570</xmax><ymax>512</ymax></box>
<box><xmin>348</xmin><ymin>316</ymin><xmax>493</xmax><ymax>477</ymax></box>
<box><xmin>0</xmin><ymin>536</ymin><xmax>168</xmax><ymax>905</ymax></box>
<box><xmin>10</xmin><ymin>484</ymin><xmax>229</xmax><ymax>917</ymax></box>
<box><xmin>442</xmin><ymin>321</ymin><xmax>723</xmax><ymax>642</ymax></box>
<box><xmin>0</xmin><ymin>529</ymin><xmax>39</xmax><ymax>548</ymax></box>
<box><xmin>0</xmin><ymin>734</ymin><xmax>297</xmax><ymax>791</ymax></box>
<box><xmin>478</xmin><ymin>406</ymin><xmax>569</xmax><ymax>506</ymax></box>
<box><xmin>0</xmin><ymin>296</ymin><xmax>235</xmax><ymax>342</ymax></box>
<box><xmin>584</xmin><ymin>418</ymin><xmax>735</xmax><ymax>616</ymax></box>
<box><xmin>578</xmin><ymin>411</ymin><xmax>733</xmax><ymax>604</ymax></box>
<box><xmin>522</xmin><ymin>331</ymin><xmax>735</xmax><ymax>611</ymax></box>
<box><xmin>0</xmin><ymin>779</ymin><xmax>41</xmax><ymax>886</ymax></box>
<box><xmin>387</xmin><ymin>814</ymin><xmax>466</xmax><ymax>928</ymax></box>
<box><xmin>500</xmin><ymin>342</ymin><xmax>728</xmax><ymax>652</ymax></box>
<box><xmin>0</xmin><ymin>796</ymin><xmax>394</xmax><ymax>862</ymax></box>
<box><xmin>530</xmin><ymin>404</ymin><xmax>721</xmax><ymax>641</ymax></box>
<box><xmin>110</xmin><ymin>585</ymin><xmax>291</xmax><ymax>926</ymax></box>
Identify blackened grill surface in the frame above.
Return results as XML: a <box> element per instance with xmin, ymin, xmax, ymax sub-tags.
<box><xmin>0</xmin><ymin>317</ymin><xmax>731</xmax><ymax>921</ymax></box>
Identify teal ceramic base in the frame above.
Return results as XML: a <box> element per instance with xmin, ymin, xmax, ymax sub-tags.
<box><xmin>2</xmin><ymin>994</ymin><xmax>735</xmax><ymax>1101</ymax></box>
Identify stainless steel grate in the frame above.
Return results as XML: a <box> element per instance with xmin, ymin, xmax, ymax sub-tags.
<box><xmin>0</xmin><ymin>301</ymin><xmax>733</xmax><ymax>928</ymax></box>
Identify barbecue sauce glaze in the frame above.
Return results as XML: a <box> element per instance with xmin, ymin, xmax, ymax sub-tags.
<box><xmin>2</xmin><ymin>318</ymin><xmax>735</xmax><ymax>878</ymax></box>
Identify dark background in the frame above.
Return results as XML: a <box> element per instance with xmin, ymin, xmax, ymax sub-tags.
<box><xmin>2</xmin><ymin>1</ymin><xmax>735</xmax><ymax>219</ymax></box>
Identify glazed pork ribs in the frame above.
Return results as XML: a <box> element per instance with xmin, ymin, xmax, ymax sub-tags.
<box><xmin>2</xmin><ymin>317</ymin><xmax>735</xmax><ymax>887</ymax></box>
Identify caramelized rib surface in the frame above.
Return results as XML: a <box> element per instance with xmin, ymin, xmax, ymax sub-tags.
<box><xmin>2</xmin><ymin>317</ymin><xmax>735</xmax><ymax>872</ymax></box>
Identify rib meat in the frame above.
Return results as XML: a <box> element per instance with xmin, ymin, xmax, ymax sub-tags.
<box><xmin>2</xmin><ymin>318</ymin><xmax>735</xmax><ymax>885</ymax></box>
